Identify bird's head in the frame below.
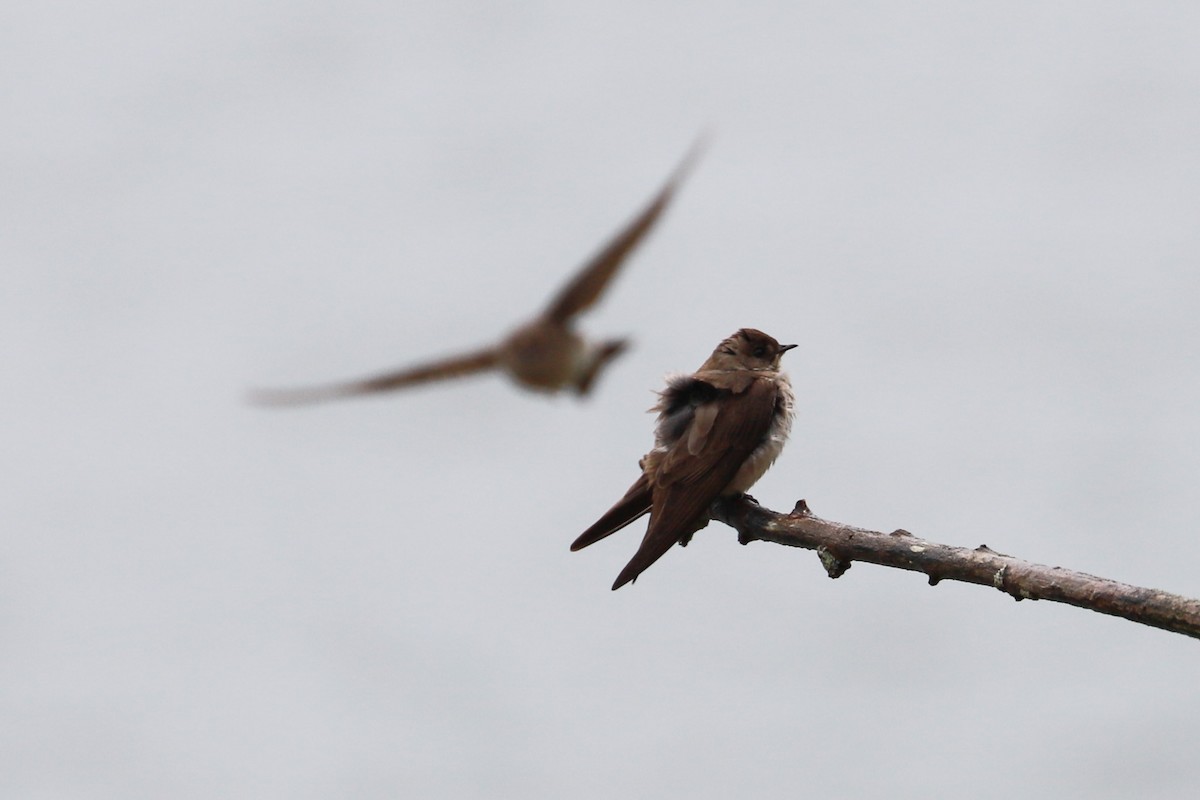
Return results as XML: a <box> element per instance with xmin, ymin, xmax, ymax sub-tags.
<box><xmin>705</xmin><ymin>328</ymin><xmax>797</xmax><ymax>371</ymax></box>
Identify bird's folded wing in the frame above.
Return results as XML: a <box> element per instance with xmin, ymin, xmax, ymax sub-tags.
<box><xmin>611</xmin><ymin>379</ymin><xmax>778</xmax><ymax>588</ymax></box>
<box><xmin>570</xmin><ymin>474</ymin><xmax>653</xmax><ymax>551</ymax></box>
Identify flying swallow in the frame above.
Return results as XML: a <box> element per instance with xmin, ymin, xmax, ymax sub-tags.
<box><xmin>248</xmin><ymin>141</ymin><xmax>705</xmax><ymax>406</ymax></box>
<box><xmin>571</xmin><ymin>328</ymin><xmax>796</xmax><ymax>589</ymax></box>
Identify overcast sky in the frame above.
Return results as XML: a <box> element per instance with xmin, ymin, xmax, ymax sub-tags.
<box><xmin>5</xmin><ymin>2</ymin><xmax>1200</xmax><ymax>798</ymax></box>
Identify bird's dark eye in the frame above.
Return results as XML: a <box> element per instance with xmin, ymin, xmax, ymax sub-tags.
<box><xmin>753</xmin><ymin>346</ymin><xmax>766</xmax><ymax>357</ymax></box>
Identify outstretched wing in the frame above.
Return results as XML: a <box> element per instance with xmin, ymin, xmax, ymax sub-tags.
<box><xmin>542</xmin><ymin>138</ymin><xmax>706</xmax><ymax>324</ymax></box>
<box><xmin>247</xmin><ymin>347</ymin><xmax>499</xmax><ymax>406</ymax></box>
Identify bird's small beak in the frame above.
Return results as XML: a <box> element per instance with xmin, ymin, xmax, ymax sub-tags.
<box><xmin>779</xmin><ymin>343</ymin><xmax>798</xmax><ymax>353</ymax></box>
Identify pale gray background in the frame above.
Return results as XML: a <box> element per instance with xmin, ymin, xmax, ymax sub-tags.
<box><xmin>4</xmin><ymin>2</ymin><xmax>1200</xmax><ymax>798</ymax></box>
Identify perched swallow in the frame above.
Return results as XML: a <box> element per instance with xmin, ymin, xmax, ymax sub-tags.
<box><xmin>572</xmin><ymin>328</ymin><xmax>796</xmax><ymax>589</ymax></box>
<box><xmin>248</xmin><ymin>142</ymin><xmax>704</xmax><ymax>406</ymax></box>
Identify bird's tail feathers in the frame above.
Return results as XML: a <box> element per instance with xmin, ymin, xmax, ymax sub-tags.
<box><xmin>574</xmin><ymin>338</ymin><xmax>630</xmax><ymax>396</ymax></box>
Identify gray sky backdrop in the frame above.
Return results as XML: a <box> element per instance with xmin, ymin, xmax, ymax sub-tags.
<box><xmin>4</xmin><ymin>2</ymin><xmax>1200</xmax><ymax>798</ymax></box>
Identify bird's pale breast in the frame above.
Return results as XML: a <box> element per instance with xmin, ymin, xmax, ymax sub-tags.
<box><xmin>725</xmin><ymin>375</ymin><xmax>794</xmax><ymax>494</ymax></box>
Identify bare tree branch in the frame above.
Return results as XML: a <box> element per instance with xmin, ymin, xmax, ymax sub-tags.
<box><xmin>710</xmin><ymin>495</ymin><xmax>1200</xmax><ymax>641</ymax></box>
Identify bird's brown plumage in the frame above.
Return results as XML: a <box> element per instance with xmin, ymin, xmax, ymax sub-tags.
<box><xmin>249</xmin><ymin>139</ymin><xmax>705</xmax><ymax>406</ymax></box>
<box><xmin>572</xmin><ymin>329</ymin><xmax>796</xmax><ymax>589</ymax></box>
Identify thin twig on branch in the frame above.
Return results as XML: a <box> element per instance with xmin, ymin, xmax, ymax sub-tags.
<box><xmin>710</xmin><ymin>495</ymin><xmax>1200</xmax><ymax>641</ymax></box>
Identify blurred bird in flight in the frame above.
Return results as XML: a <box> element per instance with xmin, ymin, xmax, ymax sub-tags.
<box><xmin>571</xmin><ymin>329</ymin><xmax>796</xmax><ymax>589</ymax></box>
<box><xmin>250</xmin><ymin>140</ymin><xmax>705</xmax><ymax>406</ymax></box>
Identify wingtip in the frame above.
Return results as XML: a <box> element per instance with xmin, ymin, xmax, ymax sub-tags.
<box><xmin>244</xmin><ymin>385</ymin><xmax>346</xmax><ymax>408</ymax></box>
<box><xmin>244</xmin><ymin>387</ymin><xmax>305</xmax><ymax>408</ymax></box>
<box><xmin>569</xmin><ymin>530</ymin><xmax>593</xmax><ymax>551</ymax></box>
<box><xmin>667</xmin><ymin>131</ymin><xmax>712</xmax><ymax>189</ymax></box>
<box><xmin>570</xmin><ymin>528</ymin><xmax>607</xmax><ymax>551</ymax></box>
